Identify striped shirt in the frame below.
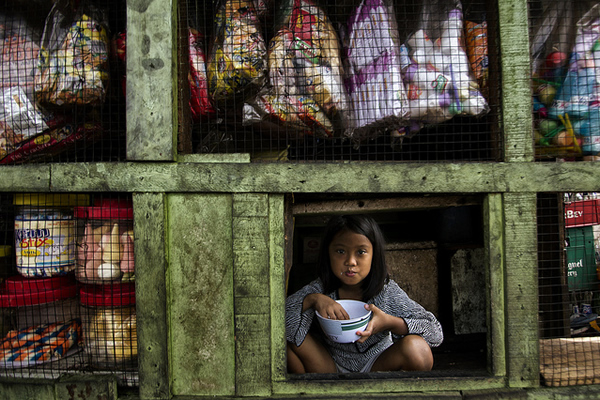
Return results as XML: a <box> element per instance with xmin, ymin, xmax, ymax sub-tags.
<box><xmin>286</xmin><ymin>278</ymin><xmax>443</xmax><ymax>372</ymax></box>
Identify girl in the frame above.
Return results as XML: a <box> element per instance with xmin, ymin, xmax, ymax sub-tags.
<box><xmin>286</xmin><ymin>214</ymin><xmax>443</xmax><ymax>373</ymax></box>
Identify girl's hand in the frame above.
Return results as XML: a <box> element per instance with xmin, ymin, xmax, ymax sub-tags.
<box><xmin>305</xmin><ymin>294</ymin><xmax>350</xmax><ymax>320</ymax></box>
<box><xmin>356</xmin><ymin>304</ymin><xmax>407</xmax><ymax>343</ymax></box>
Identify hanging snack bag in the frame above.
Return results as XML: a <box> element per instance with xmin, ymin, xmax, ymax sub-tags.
<box><xmin>464</xmin><ymin>19</ymin><xmax>488</xmax><ymax>98</ymax></box>
<box><xmin>401</xmin><ymin>0</ymin><xmax>488</xmax><ymax>127</ymax></box>
<box><xmin>243</xmin><ymin>0</ymin><xmax>349</xmax><ymax>137</ymax></box>
<box><xmin>35</xmin><ymin>0</ymin><xmax>110</xmax><ymax>107</ymax></box>
<box><xmin>0</xmin><ymin>16</ymin><xmax>49</xmax><ymax>157</ymax></box>
<box><xmin>544</xmin><ymin>4</ymin><xmax>600</xmax><ymax>157</ymax></box>
<box><xmin>189</xmin><ymin>28</ymin><xmax>215</xmax><ymax>121</ymax></box>
<box><xmin>344</xmin><ymin>0</ymin><xmax>409</xmax><ymax>140</ymax></box>
<box><xmin>207</xmin><ymin>0</ymin><xmax>268</xmax><ymax>103</ymax></box>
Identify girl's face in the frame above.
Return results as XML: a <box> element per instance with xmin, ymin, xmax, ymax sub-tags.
<box><xmin>328</xmin><ymin>229</ymin><xmax>373</xmax><ymax>291</ymax></box>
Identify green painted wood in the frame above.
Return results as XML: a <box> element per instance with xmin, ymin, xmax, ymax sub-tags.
<box><xmin>233</xmin><ymin>194</ymin><xmax>271</xmax><ymax>397</ymax></box>
<box><xmin>126</xmin><ymin>0</ymin><xmax>177</xmax><ymax>161</ymax></box>
<box><xmin>503</xmin><ymin>193</ymin><xmax>539</xmax><ymax>388</ymax></box>
<box><xmin>133</xmin><ymin>193</ymin><xmax>170</xmax><ymax>400</ymax></box>
<box><xmin>55</xmin><ymin>375</ymin><xmax>118</xmax><ymax>400</ymax></box>
<box><xmin>484</xmin><ymin>194</ymin><xmax>506</xmax><ymax>377</ymax></box>
<box><xmin>498</xmin><ymin>0</ymin><xmax>534</xmax><ymax>162</ymax></box>
<box><xmin>0</xmin><ymin>165</ymin><xmax>50</xmax><ymax>192</ymax></box>
<box><xmin>167</xmin><ymin>194</ymin><xmax>235</xmax><ymax>396</ymax></box>
<box><xmin>269</xmin><ymin>195</ymin><xmax>287</xmax><ymax>383</ymax></box>
<box><xmin>46</xmin><ymin>162</ymin><xmax>600</xmax><ymax>194</ymax></box>
<box><xmin>0</xmin><ymin>380</ymin><xmax>55</xmax><ymax>400</ymax></box>
<box><xmin>272</xmin><ymin>376</ymin><xmax>506</xmax><ymax>395</ymax></box>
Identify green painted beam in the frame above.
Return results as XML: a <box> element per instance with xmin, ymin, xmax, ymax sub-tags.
<box><xmin>503</xmin><ymin>193</ymin><xmax>539</xmax><ymax>388</ymax></box>
<box><xmin>133</xmin><ymin>193</ymin><xmax>170</xmax><ymax>399</ymax></box>
<box><xmin>498</xmin><ymin>0</ymin><xmax>534</xmax><ymax>162</ymax></box>
<box><xmin>167</xmin><ymin>194</ymin><xmax>235</xmax><ymax>396</ymax></box>
<box><xmin>233</xmin><ymin>194</ymin><xmax>272</xmax><ymax>397</ymax></box>
<box><xmin>0</xmin><ymin>165</ymin><xmax>50</xmax><ymax>192</ymax></box>
<box><xmin>126</xmin><ymin>0</ymin><xmax>177</xmax><ymax>161</ymax></box>
<box><xmin>484</xmin><ymin>194</ymin><xmax>507</xmax><ymax>377</ymax></box>
<box><xmin>44</xmin><ymin>162</ymin><xmax>600</xmax><ymax>194</ymax></box>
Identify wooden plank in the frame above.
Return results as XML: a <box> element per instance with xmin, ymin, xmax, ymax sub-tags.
<box><xmin>47</xmin><ymin>162</ymin><xmax>600</xmax><ymax>194</ymax></box>
<box><xmin>233</xmin><ymin>194</ymin><xmax>271</xmax><ymax>397</ymax></box>
<box><xmin>126</xmin><ymin>0</ymin><xmax>176</xmax><ymax>160</ymax></box>
<box><xmin>167</xmin><ymin>194</ymin><xmax>235</xmax><ymax>396</ymax></box>
<box><xmin>0</xmin><ymin>165</ymin><xmax>49</xmax><ymax>192</ymax></box>
<box><xmin>484</xmin><ymin>194</ymin><xmax>506</xmax><ymax>377</ymax></box>
<box><xmin>269</xmin><ymin>195</ymin><xmax>288</xmax><ymax>382</ymax></box>
<box><xmin>503</xmin><ymin>193</ymin><xmax>539</xmax><ymax>388</ymax></box>
<box><xmin>133</xmin><ymin>193</ymin><xmax>170</xmax><ymax>399</ymax></box>
<box><xmin>498</xmin><ymin>0</ymin><xmax>534</xmax><ymax>162</ymax></box>
<box><xmin>292</xmin><ymin>196</ymin><xmax>482</xmax><ymax>216</ymax></box>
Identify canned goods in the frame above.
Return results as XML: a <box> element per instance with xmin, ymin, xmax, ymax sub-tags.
<box><xmin>13</xmin><ymin>194</ymin><xmax>89</xmax><ymax>277</ymax></box>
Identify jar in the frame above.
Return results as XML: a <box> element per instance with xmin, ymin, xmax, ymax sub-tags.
<box><xmin>74</xmin><ymin>199</ymin><xmax>134</xmax><ymax>284</ymax></box>
<box><xmin>14</xmin><ymin>193</ymin><xmax>89</xmax><ymax>277</ymax></box>
<box><xmin>79</xmin><ymin>283</ymin><xmax>137</xmax><ymax>369</ymax></box>
<box><xmin>0</xmin><ymin>274</ymin><xmax>82</xmax><ymax>367</ymax></box>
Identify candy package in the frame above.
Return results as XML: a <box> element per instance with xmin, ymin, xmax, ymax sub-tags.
<box><xmin>207</xmin><ymin>0</ymin><xmax>268</xmax><ymax>103</ymax></box>
<box><xmin>35</xmin><ymin>0</ymin><xmax>110</xmax><ymax>107</ymax></box>
<box><xmin>344</xmin><ymin>0</ymin><xmax>409</xmax><ymax>141</ymax></box>
<box><xmin>0</xmin><ymin>86</ymin><xmax>49</xmax><ymax>159</ymax></box>
<box><xmin>401</xmin><ymin>0</ymin><xmax>488</xmax><ymax>128</ymax></box>
<box><xmin>243</xmin><ymin>0</ymin><xmax>349</xmax><ymax>137</ymax></box>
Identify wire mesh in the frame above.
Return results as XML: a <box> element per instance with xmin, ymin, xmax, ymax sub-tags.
<box><xmin>529</xmin><ymin>1</ymin><xmax>600</xmax><ymax>161</ymax></box>
<box><xmin>0</xmin><ymin>0</ymin><xmax>127</xmax><ymax>165</ymax></box>
<box><xmin>181</xmin><ymin>0</ymin><xmax>501</xmax><ymax>162</ymax></box>
<box><xmin>538</xmin><ymin>192</ymin><xmax>600</xmax><ymax>387</ymax></box>
<box><xmin>0</xmin><ymin>193</ymin><xmax>137</xmax><ymax>387</ymax></box>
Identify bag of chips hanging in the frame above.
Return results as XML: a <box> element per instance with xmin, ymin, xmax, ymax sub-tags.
<box><xmin>189</xmin><ymin>28</ymin><xmax>215</xmax><ymax>121</ymax></box>
<box><xmin>207</xmin><ymin>0</ymin><xmax>268</xmax><ymax>103</ymax></box>
<box><xmin>35</xmin><ymin>0</ymin><xmax>110</xmax><ymax>107</ymax></box>
<box><xmin>243</xmin><ymin>0</ymin><xmax>349</xmax><ymax>137</ymax></box>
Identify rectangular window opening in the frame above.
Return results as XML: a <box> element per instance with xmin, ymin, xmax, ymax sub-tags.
<box><xmin>285</xmin><ymin>193</ymin><xmax>490</xmax><ymax>379</ymax></box>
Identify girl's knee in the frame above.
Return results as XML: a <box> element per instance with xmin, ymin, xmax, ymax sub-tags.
<box><xmin>401</xmin><ymin>335</ymin><xmax>434</xmax><ymax>371</ymax></box>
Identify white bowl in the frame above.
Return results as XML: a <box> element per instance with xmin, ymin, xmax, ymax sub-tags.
<box><xmin>315</xmin><ymin>300</ymin><xmax>372</xmax><ymax>343</ymax></box>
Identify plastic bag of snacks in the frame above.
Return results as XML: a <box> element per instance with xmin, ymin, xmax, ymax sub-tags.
<box><xmin>35</xmin><ymin>0</ymin><xmax>110</xmax><ymax>107</ymax></box>
<box><xmin>243</xmin><ymin>0</ymin><xmax>349</xmax><ymax>137</ymax></box>
<box><xmin>207</xmin><ymin>0</ymin><xmax>268</xmax><ymax>104</ymax></box>
<box><xmin>344</xmin><ymin>0</ymin><xmax>409</xmax><ymax>141</ymax></box>
<box><xmin>542</xmin><ymin>4</ymin><xmax>600</xmax><ymax>158</ymax></box>
<box><xmin>400</xmin><ymin>0</ymin><xmax>488</xmax><ymax>128</ymax></box>
<box><xmin>0</xmin><ymin>15</ymin><xmax>50</xmax><ymax>158</ymax></box>
<box><xmin>189</xmin><ymin>28</ymin><xmax>215</xmax><ymax>121</ymax></box>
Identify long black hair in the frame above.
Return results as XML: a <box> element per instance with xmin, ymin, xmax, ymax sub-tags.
<box><xmin>317</xmin><ymin>214</ymin><xmax>389</xmax><ymax>302</ymax></box>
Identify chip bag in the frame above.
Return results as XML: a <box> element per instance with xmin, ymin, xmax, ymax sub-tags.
<box><xmin>207</xmin><ymin>0</ymin><xmax>268</xmax><ymax>103</ymax></box>
<box><xmin>35</xmin><ymin>0</ymin><xmax>110</xmax><ymax>107</ymax></box>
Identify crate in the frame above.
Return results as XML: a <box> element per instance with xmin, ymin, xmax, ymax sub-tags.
<box><xmin>564</xmin><ymin>200</ymin><xmax>600</xmax><ymax>228</ymax></box>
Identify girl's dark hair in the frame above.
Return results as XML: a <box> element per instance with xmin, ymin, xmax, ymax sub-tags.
<box><xmin>317</xmin><ymin>214</ymin><xmax>389</xmax><ymax>301</ymax></box>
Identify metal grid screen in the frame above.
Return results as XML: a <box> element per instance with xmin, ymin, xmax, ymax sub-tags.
<box><xmin>0</xmin><ymin>193</ymin><xmax>138</xmax><ymax>387</ymax></box>
<box><xmin>182</xmin><ymin>0</ymin><xmax>501</xmax><ymax>162</ymax></box>
<box><xmin>0</xmin><ymin>0</ymin><xmax>127</xmax><ymax>164</ymax></box>
<box><xmin>530</xmin><ymin>1</ymin><xmax>600</xmax><ymax>161</ymax></box>
<box><xmin>538</xmin><ymin>192</ymin><xmax>600</xmax><ymax>387</ymax></box>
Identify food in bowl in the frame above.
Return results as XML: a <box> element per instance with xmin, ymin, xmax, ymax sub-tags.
<box><xmin>315</xmin><ymin>300</ymin><xmax>372</xmax><ymax>343</ymax></box>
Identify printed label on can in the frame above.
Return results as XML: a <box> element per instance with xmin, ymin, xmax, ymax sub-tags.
<box><xmin>15</xmin><ymin>217</ymin><xmax>76</xmax><ymax>277</ymax></box>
